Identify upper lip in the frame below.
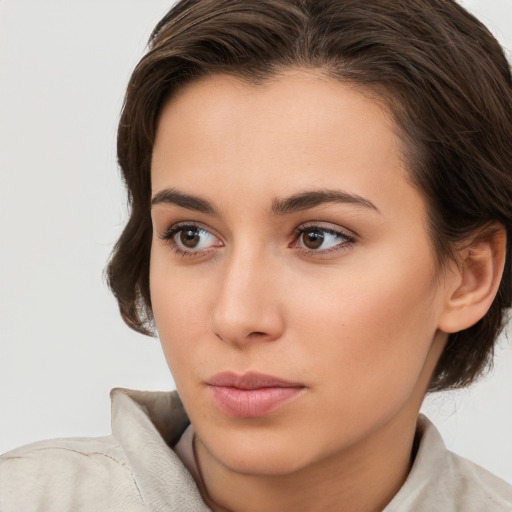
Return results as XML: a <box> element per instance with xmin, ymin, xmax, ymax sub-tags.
<box><xmin>207</xmin><ymin>371</ymin><xmax>304</xmax><ymax>390</ymax></box>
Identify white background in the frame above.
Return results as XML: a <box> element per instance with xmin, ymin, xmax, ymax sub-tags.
<box><xmin>1</xmin><ymin>0</ymin><xmax>511</xmax><ymax>484</ymax></box>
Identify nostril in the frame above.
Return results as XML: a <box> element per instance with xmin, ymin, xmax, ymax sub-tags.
<box><xmin>213</xmin><ymin>330</ymin><xmax>267</xmax><ymax>344</ymax></box>
<box><xmin>210</xmin><ymin>301</ymin><xmax>285</xmax><ymax>345</ymax></box>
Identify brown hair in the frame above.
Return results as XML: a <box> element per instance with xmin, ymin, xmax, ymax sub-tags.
<box><xmin>107</xmin><ymin>0</ymin><xmax>512</xmax><ymax>391</ymax></box>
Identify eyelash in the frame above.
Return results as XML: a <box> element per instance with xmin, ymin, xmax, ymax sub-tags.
<box><xmin>292</xmin><ymin>224</ymin><xmax>355</xmax><ymax>255</ymax></box>
<box><xmin>159</xmin><ymin>222</ymin><xmax>355</xmax><ymax>258</ymax></box>
<box><xmin>159</xmin><ymin>223</ymin><xmax>220</xmax><ymax>258</ymax></box>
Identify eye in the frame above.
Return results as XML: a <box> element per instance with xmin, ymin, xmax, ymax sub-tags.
<box><xmin>160</xmin><ymin>223</ymin><xmax>222</xmax><ymax>255</ymax></box>
<box><xmin>293</xmin><ymin>225</ymin><xmax>354</xmax><ymax>253</ymax></box>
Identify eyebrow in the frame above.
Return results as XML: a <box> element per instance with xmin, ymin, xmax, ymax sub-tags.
<box><xmin>151</xmin><ymin>188</ymin><xmax>219</xmax><ymax>214</ymax></box>
<box><xmin>150</xmin><ymin>187</ymin><xmax>380</xmax><ymax>216</ymax></box>
<box><xmin>271</xmin><ymin>189</ymin><xmax>381</xmax><ymax>215</ymax></box>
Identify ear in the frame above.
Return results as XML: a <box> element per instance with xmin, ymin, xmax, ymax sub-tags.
<box><xmin>438</xmin><ymin>224</ymin><xmax>507</xmax><ymax>334</ymax></box>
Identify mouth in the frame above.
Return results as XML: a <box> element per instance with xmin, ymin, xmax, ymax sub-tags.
<box><xmin>206</xmin><ymin>371</ymin><xmax>305</xmax><ymax>418</ymax></box>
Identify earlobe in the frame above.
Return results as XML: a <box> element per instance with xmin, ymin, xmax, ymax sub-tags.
<box><xmin>438</xmin><ymin>225</ymin><xmax>506</xmax><ymax>334</ymax></box>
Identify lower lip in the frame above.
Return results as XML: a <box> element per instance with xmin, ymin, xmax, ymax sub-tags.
<box><xmin>208</xmin><ymin>386</ymin><xmax>304</xmax><ymax>418</ymax></box>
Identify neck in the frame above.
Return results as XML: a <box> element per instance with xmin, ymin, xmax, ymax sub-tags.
<box><xmin>194</xmin><ymin>407</ymin><xmax>419</xmax><ymax>512</ymax></box>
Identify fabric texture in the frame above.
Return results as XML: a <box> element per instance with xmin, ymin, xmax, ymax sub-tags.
<box><xmin>1</xmin><ymin>388</ymin><xmax>511</xmax><ymax>511</ymax></box>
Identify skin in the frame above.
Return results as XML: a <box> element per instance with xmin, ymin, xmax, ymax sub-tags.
<box><xmin>149</xmin><ymin>70</ymin><xmax>496</xmax><ymax>512</ymax></box>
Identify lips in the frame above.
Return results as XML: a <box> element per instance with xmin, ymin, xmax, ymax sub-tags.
<box><xmin>207</xmin><ymin>372</ymin><xmax>305</xmax><ymax>418</ymax></box>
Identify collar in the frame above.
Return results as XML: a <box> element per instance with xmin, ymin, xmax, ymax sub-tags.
<box><xmin>110</xmin><ymin>388</ymin><xmax>211</xmax><ymax>512</ymax></box>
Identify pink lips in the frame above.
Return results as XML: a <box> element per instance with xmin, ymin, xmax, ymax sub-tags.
<box><xmin>207</xmin><ymin>372</ymin><xmax>305</xmax><ymax>418</ymax></box>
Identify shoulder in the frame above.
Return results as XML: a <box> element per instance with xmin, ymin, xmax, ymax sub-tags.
<box><xmin>0</xmin><ymin>435</ymin><xmax>148</xmax><ymax>512</ymax></box>
<box><xmin>386</xmin><ymin>415</ymin><xmax>512</xmax><ymax>512</ymax></box>
<box><xmin>440</xmin><ymin>450</ymin><xmax>512</xmax><ymax>511</ymax></box>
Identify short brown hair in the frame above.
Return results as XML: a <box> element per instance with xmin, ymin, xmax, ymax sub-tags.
<box><xmin>107</xmin><ymin>0</ymin><xmax>512</xmax><ymax>391</ymax></box>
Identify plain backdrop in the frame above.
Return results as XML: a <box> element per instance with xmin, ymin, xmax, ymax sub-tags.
<box><xmin>1</xmin><ymin>0</ymin><xmax>511</xmax><ymax>485</ymax></box>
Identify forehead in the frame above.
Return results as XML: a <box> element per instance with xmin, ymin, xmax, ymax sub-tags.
<box><xmin>154</xmin><ymin>70</ymin><xmax>398</xmax><ymax>156</ymax></box>
<box><xmin>151</xmin><ymin>70</ymin><xmax>423</xmax><ymax>225</ymax></box>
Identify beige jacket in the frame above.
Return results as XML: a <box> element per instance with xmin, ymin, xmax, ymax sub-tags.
<box><xmin>1</xmin><ymin>388</ymin><xmax>511</xmax><ymax>511</ymax></box>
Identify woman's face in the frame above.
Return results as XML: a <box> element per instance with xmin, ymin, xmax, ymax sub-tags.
<box><xmin>150</xmin><ymin>70</ymin><xmax>453</xmax><ymax>475</ymax></box>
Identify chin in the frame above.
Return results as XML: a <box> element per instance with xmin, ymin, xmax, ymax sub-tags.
<box><xmin>203</xmin><ymin>431</ymin><xmax>317</xmax><ymax>477</ymax></box>
<box><xmin>221</xmin><ymin>451</ymin><xmax>308</xmax><ymax>477</ymax></box>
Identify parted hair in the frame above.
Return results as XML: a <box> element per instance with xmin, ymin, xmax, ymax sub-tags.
<box><xmin>107</xmin><ymin>0</ymin><xmax>512</xmax><ymax>391</ymax></box>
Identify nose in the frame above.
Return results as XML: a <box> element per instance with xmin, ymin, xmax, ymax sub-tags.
<box><xmin>210</xmin><ymin>246</ymin><xmax>285</xmax><ymax>347</ymax></box>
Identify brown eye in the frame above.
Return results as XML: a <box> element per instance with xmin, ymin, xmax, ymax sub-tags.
<box><xmin>164</xmin><ymin>224</ymin><xmax>221</xmax><ymax>253</ymax></box>
<box><xmin>179</xmin><ymin>228</ymin><xmax>201</xmax><ymax>248</ymax></box>
<box><xmin>301</xmin><ymin>230</ymin><xmax>325</xmax><ymax>249</ymax></box>
<box><xmin>295</xmin><ymin>225</ymin><xmax>353</xmax><ymax>253</ymax></box>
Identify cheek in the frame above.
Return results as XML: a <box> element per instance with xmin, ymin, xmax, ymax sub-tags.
<box><xmin>288</xmin><ymin>251</ymin><xmax>440</xmax><ymax>404</ymax></box>
<box><xmin>149</xmin><ymin>252</ymin><xmax>212</xmax><ymax>375</ymax></box>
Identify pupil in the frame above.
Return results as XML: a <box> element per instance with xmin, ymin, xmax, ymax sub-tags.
<box><xmin>303</xmin><ymin>230</ymin><xmax>324</xmax><ymax>249</ymax></box>
<box><xmin>180</xmin><ymin>229</ymin><xmax>200</xmax><ymax>248</ymax></box>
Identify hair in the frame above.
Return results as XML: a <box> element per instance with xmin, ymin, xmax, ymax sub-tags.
<box><xmin>107</xmin><ymin>0</ymin><xmax>512</xmax><ymax>391</ymax></box>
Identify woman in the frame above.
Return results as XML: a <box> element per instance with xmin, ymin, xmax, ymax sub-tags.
<box><xmin>2</xmin><ymin>0</ymin><xmax>512</xmax><ymax>510</ymax></box>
